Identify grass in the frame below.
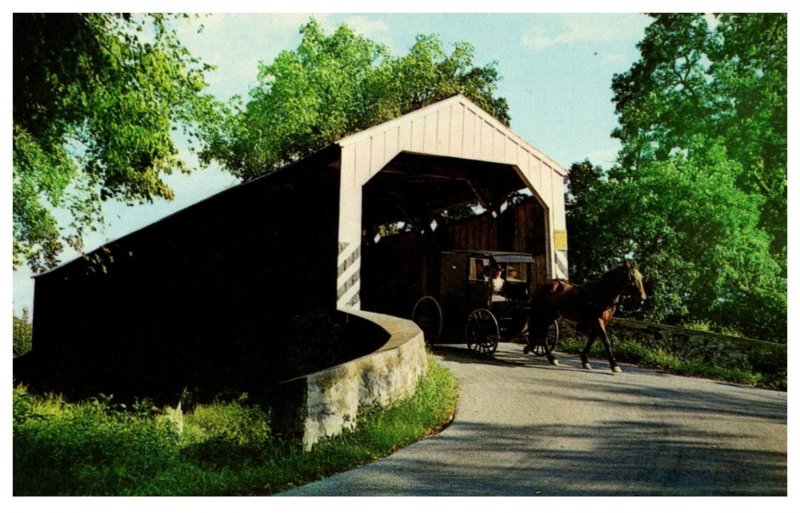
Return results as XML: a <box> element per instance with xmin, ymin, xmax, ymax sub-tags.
<box><xmin>556</xmin><ymin>336</ymin><xmax>786</xmax><ymax>390</ymax></box>
<box><xmin>13</xmin><ymin>354</ymin><xmax>459</xmax><ymax>496</ymax></box>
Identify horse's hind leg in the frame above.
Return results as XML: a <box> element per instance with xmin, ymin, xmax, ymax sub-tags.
<box><xmin>525</xmin><ymin>314</ymin><xmax>559</xmax><ymax>366</ymax></box>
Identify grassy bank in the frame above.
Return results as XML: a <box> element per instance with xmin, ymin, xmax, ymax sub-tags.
<box><xmin>556</xmin><ymin>337</ymin><xmax>786</xmax><ymax>390</ymax></box>
<box><xmin>13</xmin><ymin>354</ymin><xmax>459</xmax><ymax>496</ymax></box>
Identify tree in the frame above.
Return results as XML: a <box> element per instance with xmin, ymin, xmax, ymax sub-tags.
<box><xmin>13</xmin><ymin>13</ymin><xmax>221</xmax><ymax>272</ymax></box>
<box><xmin>611</xmin><ymin>14</ymin><xmax>787</xmax><ymax>264</ymax></box>
<box><xmin>566</xmin><ymin>147</ymin><xmax>785</xmax><ymax>342</ymax></box>
<box><xmin>564</xmin><ymin>160</ymin><xmax>613</xmax><ymax>284</ymax></box>
<box><xmin>201</xmin><ymin>19</ymin><xmax>510</xmax><ymax>181</ymax></box>
<box><xmin>579</xmin><ymin>13</ymin><xmax>788</xmax><ymax>341</ymax></box>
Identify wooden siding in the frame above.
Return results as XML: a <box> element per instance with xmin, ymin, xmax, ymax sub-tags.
<box><xmin>361</xmin><ymin>198</ymin><xmax>550</xmax><ymax>316</ymax></box>
<box><xmin>28</xmin><ymin>153</ymin><xmax>342</xmax><ymax>399</ymax></box>
<box><xmin>440</xmin><ymin>199</ymin><xmax>548</xmax><ymax>286</ymax></box>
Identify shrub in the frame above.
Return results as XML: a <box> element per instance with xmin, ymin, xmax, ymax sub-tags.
<box><xmin>681</xmin><ymin>319</ymin><xmax>744</xmax><ymax>338</ymax></box>
<box><xmin>556</xmin><ymin>335</ymin><xmax>784</xmax><ymax>389</ymax></box>
<box><xmin>13</xmin><ymin>311</ymin><xmax>32</xmax><ymax>357</ymax></box>
<box><xmin>13</xmin><ymin>389</ymin><xmax>181</xmax><ymax>495</ymax></box>
<box><xmin>181</xmin><ymin>398</ymin><xmax>273</xmax><ymax>467</ymax></box>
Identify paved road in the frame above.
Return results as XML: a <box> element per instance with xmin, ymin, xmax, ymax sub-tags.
<box><xmin>280</xmin><ymin>343</ymin><xmax>787</xmax><ymax>496</ymax></box>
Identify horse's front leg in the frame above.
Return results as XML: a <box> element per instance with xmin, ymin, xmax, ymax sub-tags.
<box><xmin>581</xmin><ymin>330</ymin><xmax>598</xmax><ymax>370</ymax></box>
<box><xmin>597</xmin><ymin>321</ymin><xmax>622</xmax><ymax>373</ymax></box>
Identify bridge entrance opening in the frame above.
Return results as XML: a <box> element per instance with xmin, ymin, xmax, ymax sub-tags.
<box><xmin>359</xmin><ymin>152</ymin><xmax>549</xmax><ymax>318</ymax></box>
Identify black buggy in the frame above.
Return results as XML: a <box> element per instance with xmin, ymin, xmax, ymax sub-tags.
<box><xmin>410</xmin><ymin>250</ymin><xmax>559</xmax><ymax>355</ymax></box>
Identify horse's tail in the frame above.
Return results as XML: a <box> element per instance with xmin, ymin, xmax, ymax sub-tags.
<box><xmin>528</xmin><ymin>312</ymin><xmax>551</xmax><ymax>340</ymax></box>
<box><xmin>528</xmin><ymin>280</ymin><xmax>565</xmax><ymax>344</ymax></box>
<box><xmin>529</xmin><ymin>285</ymin><xmax>556</xmax><ymax>341</ymax></box>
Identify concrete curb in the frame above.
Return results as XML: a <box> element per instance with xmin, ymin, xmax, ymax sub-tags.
<box><xmin>273</xmin><ymin>309</ymin><xmax>428</xmax><ymax>451</ymax></box>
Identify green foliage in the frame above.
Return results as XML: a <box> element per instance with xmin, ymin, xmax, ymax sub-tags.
<box><xmin>568</xmin><ymin>14</ymin><xmax>786</xmax><ymax>342</ymax></box>
<box><xmin>682</xmin><ymin>319</ymin><xmax>744</xmax><ymax>338</ymax></box>
<box><xmin>13</xmin><ymin>355</ymin><xmax>459</xmax><ymax>495</ymax></box>
<box><xmin>611</xmin><ymin>13</ymin><xmax>786</xmax><ymax>262</ymax></box>
<box><xmin>13</xmin><ymin>388</ymin><xmax>181</xmax><ymax>495</ymax></box>
<box><xmin>13</xmin><ymin>14</ymin><xmax>222</xmax><ymax>272</ymax></box>
<box><xmin>681</xmin><ymin>319</ymin><xmax>713</xmax><ymax>332</ymax></box>
<box><xmin>567</xmin><ymin>145</ymin><xmax>785</xmax><ymax>341</ymax></box>
<box><xmin>202</xmin><ymin>19</ymin><xmax>509</xmax><ymax>181</ymax></box>
<box><xmin>13</xmin><ymin>309</ymin><xmax>33</xmax><ymax>357</ymax></box>
<box><xmin>564</xmin><ymin>159</ymin><xmax>612</xmax><ymax>285</ymax></box>
<box><xmin>181</xmin><ymin>400</ymin><xmax>273</xmax><ymax>467</ymax></box>
<box><xmin>556</xmin><ymin>337</ymin><xmax>784</xmax><ymax>390</ymax></box>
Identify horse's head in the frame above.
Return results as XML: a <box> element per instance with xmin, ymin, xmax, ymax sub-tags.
<box><xmin>624</xmin><ymin>260</ymin><xmax>647</xmax><ymax>301</ymax></box>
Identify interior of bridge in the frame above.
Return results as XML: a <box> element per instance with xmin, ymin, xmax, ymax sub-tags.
<box><xmin>360</xmin><ymin>151</ymin><xmax>549</xmax><ymax>317</ymax></box>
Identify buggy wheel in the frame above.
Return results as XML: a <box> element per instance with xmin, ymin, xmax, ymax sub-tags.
<box><xmin>411</xmin><ymin>296</ymin><xmax>443</xmax><ymax>344</ymax></box>
<box><xmin>465</xmin><ymin>308</ymin><xmax>500</xmax><ymax>355</ymax></box>
<box><xmin>531</xmin><ymin>320</ymin><xmax>560</xmax><ymax>356</ymax></box>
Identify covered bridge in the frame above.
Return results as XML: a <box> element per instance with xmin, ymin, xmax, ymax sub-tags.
<box><xmin>21</xmin><ymin>94</ymin><xmax>568</xmax><ymax>398</ymax></box>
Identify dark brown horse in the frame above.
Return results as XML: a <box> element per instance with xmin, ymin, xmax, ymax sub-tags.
<box><xmin>525</xmin><ymin>261</ymin><xmax>647</xmax><ymax>373</ymax></box>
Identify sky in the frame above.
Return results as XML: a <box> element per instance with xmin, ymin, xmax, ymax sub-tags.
<box><xmin>7</xmin><ymin>2</ymin><xmax>795</xmax><ymax>320</ymax></box>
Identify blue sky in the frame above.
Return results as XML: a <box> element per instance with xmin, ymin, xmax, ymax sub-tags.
<box><xmin>8</xmin><ymin>4</ymin><xmax>790</xmax><ymax>318</ymax></box>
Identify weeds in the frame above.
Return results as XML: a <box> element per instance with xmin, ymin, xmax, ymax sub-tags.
<box><xmin>556</xmin><ymin>337</ymin><xmax>786</xmax><ymax>389</ymax></box>
<box><xmin>13</xmin><ymin>311</ymin><xmax>32</xmax><ymax>357</ymax></box>
<box><xmin>681</xmin><ymin>319</ymin><xmax>745</xmax><ymax>338</ymax></box>
<box><xmin>13</xmin><ymin>354</ymin><xmax>459</xmax><ymax>496</ymax></box>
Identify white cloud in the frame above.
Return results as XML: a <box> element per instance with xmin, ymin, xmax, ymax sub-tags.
<box><xmin>341</xmin><ymin>15</ymin><xmax>390</xmax><ymax>38</ymax></box>
<box><xmin>522</xmin><ymin>14</ymin><xmax>649</xmax><ymax>51</ymax></box>
<box><xmin>191</xmin><ymin>13</ymin><xmax>327</xmax><ymax>37</ymax></box>
<box><xmin>177</xmin><ymin>14</ymin><xmax>394</xmax><ymax>100</ymax></box>
<box><xmin>174</xmin><ymin>14</ymin><xmax>334</xmax><ymax>100</ymax></box>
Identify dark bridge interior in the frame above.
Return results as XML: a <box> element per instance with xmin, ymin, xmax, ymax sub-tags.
<box><xmin>362</xmin><ymin>152</ymin><xmax>531</xmax><ymax>228</ymax></box>
<box><xmin>360</xmin><ymin>152</ymin><xmax>549</xmax><ymax>318</ymax></box>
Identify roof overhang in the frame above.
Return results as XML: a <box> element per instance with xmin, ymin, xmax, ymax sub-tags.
<box><xmin>362</xmin><ymin>151</ymin><xmax>529</xmax><ymax>228</ymax></box>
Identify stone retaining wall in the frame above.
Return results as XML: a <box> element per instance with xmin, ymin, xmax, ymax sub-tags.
<box><xmin>272</xmin><ymin>309</ymin><xmax>428</xmax><ymax>451</ymax></box>
<box><xmin>560</xmin><ymin>317</ymin><xmax>786</xmax><ymax>376</ymax></box>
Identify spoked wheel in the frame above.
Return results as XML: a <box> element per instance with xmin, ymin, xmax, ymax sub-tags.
<box><xmin>411</xmin><ymin>296</ymin><xmax>443</xmax><ymax>345</ymax></box>
<box><xmin>531</xmin><ymin>320</ymin><xmax>560</xmax><ymax>356</ymax></box>
<box><xmin>465</xmin><ymin>308</ymin><xmax>500</xmax><ymax>355</ymax></box>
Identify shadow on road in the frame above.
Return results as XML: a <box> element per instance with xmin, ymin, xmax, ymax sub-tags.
<box><xmin>431</xmin><ymin>344</ymin><xmax>528</xmax><ymax>367</ymax></box>
<box><xmin>432</xmin><ymin>343</ymin><xmax>616</xmax><ymax>374</ymax></box>
<box><xmin>319</xmin><ymin>419</ymin><xmax>787</xmax><ymax>496</ymax></box>
<box><xmin>435</xmin><ymin>343</ymin><xmax>787</xmax><ymax>424</ymax></box>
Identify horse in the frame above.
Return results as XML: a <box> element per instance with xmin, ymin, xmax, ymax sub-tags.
<box><xmin>525</xmin><ymin>260</ymin><xmax>647</xmax><ymax>373</ymax></box>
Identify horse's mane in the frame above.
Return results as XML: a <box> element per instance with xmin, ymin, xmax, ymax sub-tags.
<box><xmin>566</xmin><ymin>264</ymin><xmax>632</xmax><ymax>306</ymax></box>
<box><xmin>584</xmin><ymin>264</ymin><xmax>629</xmax><ymax>288</ymax></box>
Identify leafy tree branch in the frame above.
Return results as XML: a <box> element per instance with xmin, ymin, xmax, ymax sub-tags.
<box><xmin>13</xmin><ymin>13</ymin><xmax>222</xmax><ymax>272</ymax></box>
